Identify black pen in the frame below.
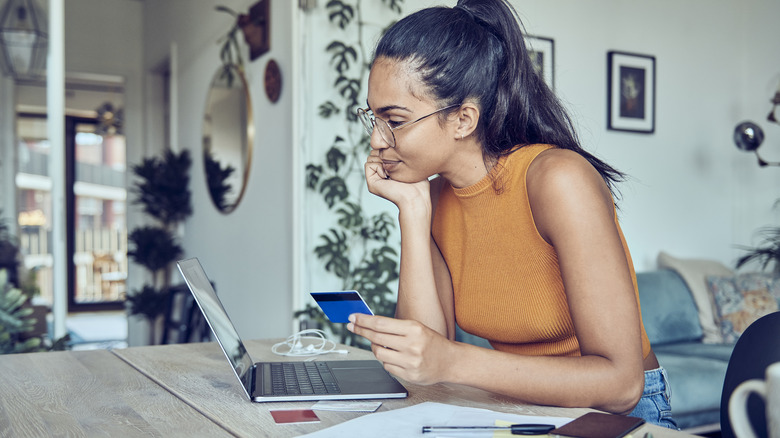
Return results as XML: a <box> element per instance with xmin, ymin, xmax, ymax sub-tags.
<box><xmin>422</xmin><ymin>423</ymin><xmax>556</xmax><ymax>435</ymax></box>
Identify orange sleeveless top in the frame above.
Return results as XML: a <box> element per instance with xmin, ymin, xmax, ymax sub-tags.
<box><xmin>432</xmin><ymin>144</ymin><xmax>651</xmax><ymax>358</ymax></box>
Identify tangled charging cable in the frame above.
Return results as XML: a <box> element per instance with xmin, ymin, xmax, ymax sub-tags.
<box><xmin>271</xmin><ymin>329</ymin><xmax>350</xmax><ymax>357</ymax></box>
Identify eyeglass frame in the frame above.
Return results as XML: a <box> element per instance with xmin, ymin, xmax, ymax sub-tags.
<box><xmin>356</xmin><ymin>103</ymin><xmax>462</xmax><ymax>148</ymax></box>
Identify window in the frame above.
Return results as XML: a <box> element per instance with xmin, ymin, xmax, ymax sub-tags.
<box><xmin>16</xmin><ymin>112</ymin><xmax>127</xmax><ymax>311</ymax></box>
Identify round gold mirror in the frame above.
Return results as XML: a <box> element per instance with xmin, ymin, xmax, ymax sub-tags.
<box><xmin>203</xmin><ymin>63</ymin><xmax>254</xmax><ymax>213</ymax></box>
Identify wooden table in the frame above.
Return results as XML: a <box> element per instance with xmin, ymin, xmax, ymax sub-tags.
<box><xmin>0</xmin><ymin>340</ymin><xmax>697</xmax><ymax>437</ymax></box>
<box><xmin>0</xmin><ymin>348</ymin><xmax>231</xmax><ymax>437</ymax></box>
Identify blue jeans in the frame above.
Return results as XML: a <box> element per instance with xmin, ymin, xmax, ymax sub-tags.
<box><xmin>628</xmin><ymin>367</ymin><xmax>679</xmax><ymax>429</ymax></box>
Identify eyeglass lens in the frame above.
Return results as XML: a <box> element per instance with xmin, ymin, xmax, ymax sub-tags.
<box><xmin>358</xmin><ymin>109</ymin><xmax>395</xmax><ymax>147</ymax></box>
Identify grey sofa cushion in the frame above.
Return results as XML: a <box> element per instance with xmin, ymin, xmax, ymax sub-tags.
<box><xmin>637</xmin><ymin>270</ymin><xmax>703</xmax><ymax>346</ymax></box>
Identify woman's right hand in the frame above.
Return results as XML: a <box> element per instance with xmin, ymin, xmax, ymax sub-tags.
<box><xmin>365</xmin><ymin>150</ymin><xmax>431</xmax><ymax>215</ymax></box>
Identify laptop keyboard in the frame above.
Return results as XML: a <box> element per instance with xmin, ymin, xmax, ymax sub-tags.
<box><xmin>265</xmin><ymin>362</ymin><xmax>341</xmax><ymax>396</ymax></box>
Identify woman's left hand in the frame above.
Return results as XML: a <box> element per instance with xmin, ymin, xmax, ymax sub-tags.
<box><xmin>347</xmin><ymin>313</ymin><xmax>453</xmax><ymax>385</ymax></box>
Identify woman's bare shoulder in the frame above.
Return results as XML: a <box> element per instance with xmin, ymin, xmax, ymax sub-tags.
<box><xmin>526</xmin><ymin>148</ymin><xmax>612</xmax><ymax>204</ymax></box>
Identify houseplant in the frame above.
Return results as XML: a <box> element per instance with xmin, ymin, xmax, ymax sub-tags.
<box><xmin>127</xmin><ymin>149</ymin><xmax>192</xmax><ymax>344</ymax></box>
<box><xmin>0</xmin><ymin>269</ymin><xmax>43</xmax><ymax>354</ymax></box>
<box><xmin>0</xmin><ymin>213</ymin><xmax>69</xmax><ymax>352</ymax></box>
<box><xmin>298</xmin><ymin>0</ymin><xmax>404</xmax><ymax>347</ymax></box>
<box><xmin>736</xmin><ymin>226</ymin><xmax>780</xmax><ymax>273</ymax></box>
<box><xmin>0</xmin><ymin>209</ymin><xmax>20</xmax><ymax>287</ymax></box>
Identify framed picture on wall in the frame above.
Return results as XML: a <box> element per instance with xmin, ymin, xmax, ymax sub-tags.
<box><xmin>607</xmin><ymin>51</ymin><xmax>656</xmax><ymax>133</ymax></box>
<box><xmin>526</xmin><ymin>35</ymin><xmax>554</xmax><ymax>91</ymax></box>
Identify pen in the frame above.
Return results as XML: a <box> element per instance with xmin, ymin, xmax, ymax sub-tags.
<box><xmin>422</xmin><ymin>423</ymin><xmax>556</xmax><ymax>435</ymax></box>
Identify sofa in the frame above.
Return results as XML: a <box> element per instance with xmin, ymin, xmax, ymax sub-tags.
<box><xmin>636</xmin><ymin>268</ymin><xmax>734</xmax><ymax>430</ymax></box>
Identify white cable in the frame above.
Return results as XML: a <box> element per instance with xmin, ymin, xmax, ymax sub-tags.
<box><xmin>271</xmin><ymin>329</ymin><xmax>349</xmax><ymax>357</ymax></box>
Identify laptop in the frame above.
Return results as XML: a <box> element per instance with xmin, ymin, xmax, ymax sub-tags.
<box><xmin>176</xmin><ymin>257</ymin><xmax>408</xmax><ymax>402</ymax></box>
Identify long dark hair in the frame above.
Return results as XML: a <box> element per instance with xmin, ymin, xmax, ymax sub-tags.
<box><xmin>373</xmin><ymin>0</ymin><xmax>625</xmax><ymax>196</ymax></box>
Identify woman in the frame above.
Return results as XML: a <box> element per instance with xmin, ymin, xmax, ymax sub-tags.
<box><xmin>349</xmin><ymin>0</ymin><xmax>677</xmax><ymax>428</ymax></box>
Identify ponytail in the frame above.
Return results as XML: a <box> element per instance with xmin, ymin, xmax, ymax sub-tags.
<box><xmin>374</xmin><ymin>0</ymin><xmax>625</xmax><ymax>196</ymax></box>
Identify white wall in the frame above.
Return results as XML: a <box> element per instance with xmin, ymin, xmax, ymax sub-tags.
<box><xmin>142</xmin><ymin>0</ymin><xmax>294</xmax><ymax>341</ymax></box>
<box><xmin>508</xmin><ymin>0</ymin><xmax>780</xmax><ymax>269</ymax></box>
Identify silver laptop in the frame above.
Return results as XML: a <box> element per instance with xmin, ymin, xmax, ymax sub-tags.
<box><xmin>176</xmin><ymin>257</ymin><xmax>408</xmax><ymax>402</ymax></box>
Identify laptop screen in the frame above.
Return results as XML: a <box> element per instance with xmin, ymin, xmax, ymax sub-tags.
<box><xmin>177</xmin><ymin>258</ymin><xmax>254</xmax><ymax>397</ymax></box>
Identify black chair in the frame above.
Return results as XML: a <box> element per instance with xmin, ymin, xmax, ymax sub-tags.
<box><xmin>161</xmin><ymin>284</ymin><xmax>211</xmax><ymax>344</ymax></box>
<box><xmin>720</xmin><ymin>311</ymin><xmax>780</xmax><ymax>438</ymax></box>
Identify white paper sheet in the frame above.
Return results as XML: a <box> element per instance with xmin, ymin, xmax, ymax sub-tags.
<box><xmin>299</xmin><ymin>401</ymin><xmax>574</xmax><ymax>437</ymax></box>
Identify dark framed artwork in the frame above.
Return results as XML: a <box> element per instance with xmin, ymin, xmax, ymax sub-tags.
<box><xmin>607</xmin><ymin>51</ymin><xmax>655</xmax><ymax>133</ymax></box>
<box><xmin>238</xmin><ymin>0</ymin><xmax>270</xmax><ymax>61</ymax></box>
<box><xmin>526</xmin><ymin>35</ymin><xmax>554</xmax><ymax>91</ymax></box>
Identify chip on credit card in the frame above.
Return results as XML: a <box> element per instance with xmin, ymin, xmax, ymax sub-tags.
<box><xmin>310</xmin><ymin>291</ymin><xmax>374</xmax><ymax>323</ymax></box>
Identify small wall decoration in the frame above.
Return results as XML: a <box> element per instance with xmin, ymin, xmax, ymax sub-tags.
<box><xmin>526</xmin><ymin>35</ymin><xmax>554</xmax><ymax>91</ymax></box>
<box><xmin>607</xmin><ymin>51</ymin><xmax>656</xmax><ymax>134</ymax></box>
<box><xmin>264</xmin><ymin>58</ymin><xmax>282</xmax><ymax>103</ymax></box>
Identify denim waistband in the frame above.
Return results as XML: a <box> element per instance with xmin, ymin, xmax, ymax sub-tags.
<box><xmin>643</xmin><ymin>366</ymin><xmax>672</xmax><ymax>399</ymax></box>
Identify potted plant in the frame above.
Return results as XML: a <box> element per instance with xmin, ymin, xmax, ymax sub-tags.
<box><xmin>0</xmin><ymin>268</ymin><xmax>44</xmax><ymax>354</ymax></box>
<box><xmin>0</xmin><ymin>209</ymin><xmax>20</xmax><ymax>287</ymax></box>
<box><xmin>736</xmin><ymin>226</ymin><xmax>780</xmax><ymax>273</ymax></box>
<box><xmin>127</xmin><ymin>149</ymin><xmax>192</xmax><ymax>344</ymax></box>
<box><xmin>0</xmin><ymin>212</ymin><xmax>70</xmax><ymax>352</ymax></box>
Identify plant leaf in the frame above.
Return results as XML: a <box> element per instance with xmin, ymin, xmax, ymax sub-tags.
<box><xmin>319</xmin><ymin>101</ymin><xmax>340</xmax><ymax>118</ymax></box>
<box><xmin>127</xmin><ymin>226</ymin><xmax>183</xmax><ymax>272</ymax></box>
<box><xmin>380</xmin><ymin>0</ymin><xmax>404</xmax><ymax>14</ymax></box>
<box><xmin>336</xmin><ymin>201</ymin><xmax>363</xmax><ymax>229</ymax></box>
<box><xmin>306</xmin><ymin>164</ymin><xmax>323</xmax><ymax>190</ymax></box>
<box><xmin>326</xmin><ymin>0</ymin><xmax>354</xmax><ymax>29</ymax></box>
<box><xmin>326</xmin><ymin>41</ymin><xmax>357</xmax><ymax>74</ymax></box>
<box><xmin>361</xmin><ymin>212</ymin><xmax>395</xmax><ymax>241</ymax></box>
<box><xmin>314</xmin><ymin>229</ymin><xmax>351</xmax><ymax>279</ymax></box>
<box><xmin>334</xmin><ymin>76</ymin><xmax>361</xmax><ymax>102</ymax></box>
<box><xmin>319</xmin><ymin>176</ymin><xmax>349</xmax><ymax>208</ymax></box>
<box><xmin>131</xmin><ymin>149</ymin><xmax>192</xmax><ymax>224</ymax></box>
<box><xmin>326</xmin><ymin>145</ymin><xmax>347</xmax><ymax>173</ymax></box>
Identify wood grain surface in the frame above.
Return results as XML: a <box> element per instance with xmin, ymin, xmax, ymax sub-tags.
<box><xmin>111</xmin><ymin>339</ymin><xmax>689</xmax><ymax>438</ymax></box>
<box><xmin>0</xmin><ymin>349</ymin><xmax>231</xmax><ymax>437</ymax></box>
<box><xmin>0</xmin><ymin>340</ymin><xmax>697</xmax><ymax>438</ymax></box>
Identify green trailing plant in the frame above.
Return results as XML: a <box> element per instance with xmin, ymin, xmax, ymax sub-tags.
<box><xmin>127</xmin><ymin>149</ymin><xmax>192</xmax><ymax>344</ymax></box>
<box><xmin>215</xmin><ymin>5</ymin><xmax>245</xmax><ymax>87</ymax></box>
<box><xmin>298</xmin><ymin>0</ymin><xmax>404</xmax><ymax>348</ymax></box>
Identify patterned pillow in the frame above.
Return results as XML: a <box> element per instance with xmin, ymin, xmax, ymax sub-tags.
<box><xmin>706</xmin><ymin>273</ymin><xmax>780</xmax><ymax>342</ymax></box>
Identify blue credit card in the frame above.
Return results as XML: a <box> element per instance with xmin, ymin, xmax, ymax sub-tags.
<box><xmin>310</xmin><ymin>291</ymin><xmax>374</xmax><ymax>323</ymax></box>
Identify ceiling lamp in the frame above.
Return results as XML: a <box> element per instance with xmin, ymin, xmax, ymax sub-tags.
<box><xmin>0</xmin><ymin>0</ymin><xmax>48</xmax><ymax>79</ymax></box>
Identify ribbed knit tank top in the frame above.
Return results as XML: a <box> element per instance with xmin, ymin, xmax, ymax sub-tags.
<box><xmin>432</xmin><ymin>144</ymin><xmax>651</xmax><ymax>358</ymax></box>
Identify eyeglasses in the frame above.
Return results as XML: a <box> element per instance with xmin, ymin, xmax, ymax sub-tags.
<box><xmin>356</xmin><ymin>104</ymin><xmax>461</xmax><ymax>148</ymax></box>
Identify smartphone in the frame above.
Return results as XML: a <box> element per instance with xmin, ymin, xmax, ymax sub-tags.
<box><xmin>551</xmin><ymin>412</ymin><xmax>645</xmax><ymax>438</ymax></box>
<box><xmin>310</xmin><ymin>291</ymin><xmax>374</xmax><ymax>323</ymax></box>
